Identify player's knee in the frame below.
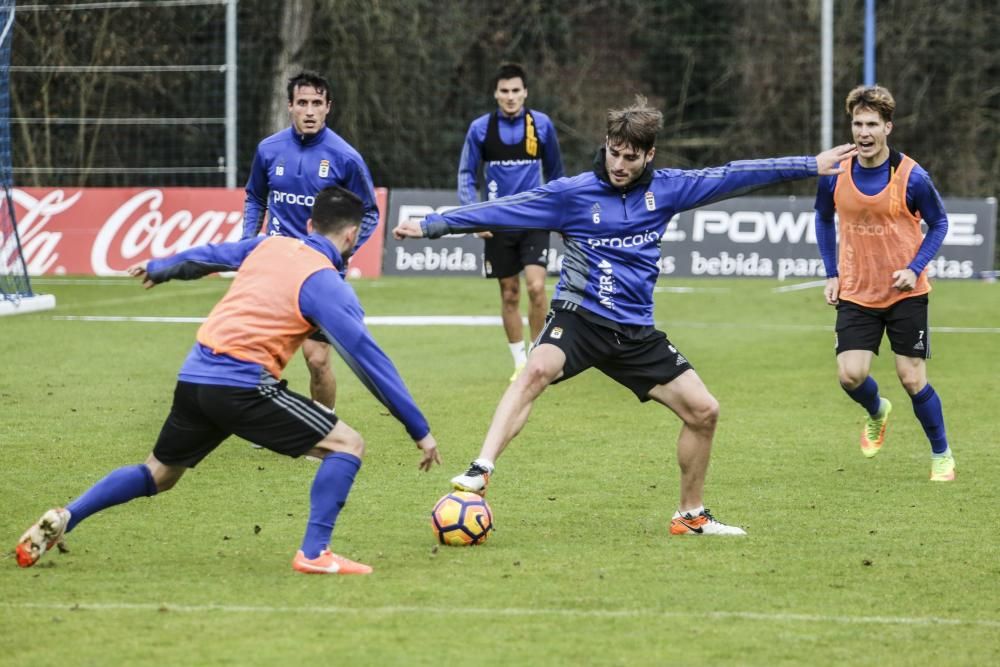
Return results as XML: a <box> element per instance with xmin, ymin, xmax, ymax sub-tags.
<box><xmin>340</xmin><ymin>431</ymin><xmax>365</xmax><ymax>458</ymax></box>
<box><xmin>686</xmin><ymin>396</ymin><xmax>720</xmax><ymax>432</ymax></box>
<box><xmin>320</xmin><ymin>426</ymin><xmax>365</xmax><ymax>458</ymax></box>
<box><xmin>521</xmin><ymin>359</ymin><xmax>557</xmax><ymax>389</ymax></box>
<box><xmin>899</xmin><ymin>374</ymin><xmax>925</xmax><ymax>396</ymax></box>
<box><xmin>838</xmin><ymin>368</ymin><xmax>866</xmax><ymax>390</ymax></box>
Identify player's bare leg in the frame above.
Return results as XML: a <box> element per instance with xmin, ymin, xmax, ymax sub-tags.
<box><xmin>523</xmin><ymin>264</ymin><xmax>548</xmax><ymax>342</ymax></box>
<box><xmin>648</xmin><ymin>370</ymin><xmax>745</xmax><ymax>536</ymax></box>
<box><xmin>451</xmin><ymin>343</ymin><xmax>565</xmax><ymax>494</ymax></box>
<box><xmin>303</xmin><ymin>338</ymin><xmax>336</xmax><ymax>409</ymax></box>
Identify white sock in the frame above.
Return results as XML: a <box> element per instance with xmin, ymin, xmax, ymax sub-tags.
<box><xmin>508</xmin><ymin>341</ymin><xmax>527</xmax><ymax>367</ymax></box>
<box><xmin>473</xmin><ymin>458</ymin><xmax>495</xmax><ymax>473</ymax></box>
<box><xmin>679</xmin><ymin>505</ymin><xmax>704</xmax><ymax>518</ymax></box>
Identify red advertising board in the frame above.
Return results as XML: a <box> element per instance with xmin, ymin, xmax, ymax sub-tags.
<box><xmin>5</xmin><ymin>187</ymin><xmax>387</xmax><ymax>278</ymax></box>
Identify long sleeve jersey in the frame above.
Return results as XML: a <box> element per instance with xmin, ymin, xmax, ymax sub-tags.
<box><xmin>145</xmin><ymin>235</ymin><xmax>429</xmax><ymax>441</ymax></box>
<box><xmin>243</xmin><ymin>126</ymin><xmax>380</xmax><ymax>248</ymax></box>
<box><xmin>425</xmin><ymin>150</ymin><xmax>819</xmax><ymax>327</ymax></box>
<box><xmin>814</xmin><ymin>154</ymin><xmax>948</xmax><ymax>278</ymax></box>
<box><xmin>457</xmin><ymin>108</ymin><xmax>564</xmax><ymax>204</ymax></box>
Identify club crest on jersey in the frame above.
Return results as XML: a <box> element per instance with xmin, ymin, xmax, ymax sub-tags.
<box><xmin>591</xmin><ymin>203</ymin><xmax>601</xmax><ymax>224</ymax></box>
<box><xmin>319</xmin><ymin>159</ymin><xmax>330</xmax><ymax>178</ymax></box>
<box><xmin>549</xmin><ymin>327</ymin><xmax>563</xmax><ymax>340</ymax></box>
<box><xmin>275</xmin><ymin>163</ymin><xmax>285</xmax><ymax>176</ymax></box>
<box><xmin>644</xmin><ymin>191</ymin><xmax>656</xmax><ymax>211</ymax></box>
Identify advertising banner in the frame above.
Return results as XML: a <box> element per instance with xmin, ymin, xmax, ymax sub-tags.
<box><xmin>4</xmin><ymin>187</ymin><xmax>388</xmax><ymax>278</ymax></box>
<box><xmin>384</xmin><ymin>189</ymin><xmax>997</xmax><ymax>279</ymax></box>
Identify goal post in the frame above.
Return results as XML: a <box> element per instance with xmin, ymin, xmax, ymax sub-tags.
<box><xmin>0</xmin><ymin>0</ymin><xmax>54</xmax><ymax>316</ymax></box>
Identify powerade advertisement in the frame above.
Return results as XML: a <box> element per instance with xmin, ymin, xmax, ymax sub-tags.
<box><xmin>384</xmin><ymin>189</ymin><xmax>997</xmax><ymax>279</ymax></box>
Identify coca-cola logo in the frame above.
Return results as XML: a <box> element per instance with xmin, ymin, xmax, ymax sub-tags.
<box><xmin>7</xmin><ymin>188</ymin><xmax>245</xmax><ymax>276</ymax></box>
<box><xmin>91</xmin><ymin>189</ymin><xmax>243</xmax><ymax>274</ymax></box>
<box><xmin>3</xmin><ymin>189</ymin><xmax>79</xmax><ymax>275</ymax></box>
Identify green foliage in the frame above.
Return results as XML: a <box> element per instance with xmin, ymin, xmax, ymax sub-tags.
<box><xmin>1</xmin><ymin>276</ymin><xmax>999</xmax><ymax>665</ymax></box>
<box><xmin>13</xmin><ymin>0</ymin><xmax>1000</xmax><ymax>198</ymax></box>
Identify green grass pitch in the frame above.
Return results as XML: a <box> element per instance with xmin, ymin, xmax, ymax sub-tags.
<box><xmin>2</xmin><ymin>275</ymin><xmax>998</xmax><ymax>666</ymax></box>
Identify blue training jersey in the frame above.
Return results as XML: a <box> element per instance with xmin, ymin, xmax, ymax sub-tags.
<box><xmin>145</xmin><ymin>235</ymin><xmax>430</xmax><ymax>441</ymax></box>
<box><xmin>457</xmin><ymin>108</ymin><xmax>564</xmax><ymax>204</ymax></box>
<box><xmin>425</xmin><ymin>150</ymin><xmax>819</xmax><ymax>327</ymax></box>
<box><xmin>243</xmin><ymin>126</ymin><xmax>380</xmax><ymax>248</ymax></box>
<box><xmin>813</xmin><ymin>154</ymin><xmax>949</xmax><ymax>278</ymax></box>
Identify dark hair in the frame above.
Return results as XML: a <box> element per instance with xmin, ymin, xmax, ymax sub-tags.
<box><xmin>492</xmin><ymin>62</ymin><xmax>528</xmax><ymax>91</ymax></box>
<box><xmin>845</xmin><ymin>85</ymin><xmax>895</xmax><ymax>122</ymax></box>
<box><xmin>606</xmin><ymin>95</ymin><xmax>664</xmax><ymax>152</ymax></box>
<box><xmin>310</xmin><ymin>186</ymin><xmax>364</xmax><ymax>234</ymax></box>
<box><xmin>287</xmin><ymin>70</ymin><xmax>331</xmax><ymax>104</ymax></box>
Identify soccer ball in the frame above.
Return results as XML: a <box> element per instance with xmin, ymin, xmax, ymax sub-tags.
<box><xmin>430</xmin><ymin>491</ymin><xmax>493</xmax><ymax>546</ymax></box>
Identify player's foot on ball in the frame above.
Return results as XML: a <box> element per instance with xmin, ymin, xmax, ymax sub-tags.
<box><xmin>291</xmin><ymin>549</ymin><xmax>372</xmax><ymax>575</ymax></box>
<box><xmin>861</xmin><ymin>397</ymin><xmax>892</xmax><ymax>458</ymax></box>
<box><xmin>15</xmin><ymin>507</ymin><xmax>71</xmax><ymax>568</ymax></box>
<box><xmin>930</xmin><ymin>452</ymin><xmax>956</xmax><ymax>482</ymax></box>
<box><xmin>669</xmin><ymin>508</ymin><xmax>746</xmax><ymax>536</ymax></box>
<box><xmin>451</xmin><ymin>460</ymin><xmax>493</xmax><ymax>496</ymax></box>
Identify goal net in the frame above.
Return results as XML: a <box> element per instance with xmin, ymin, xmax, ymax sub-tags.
<box><xmin>0</xmin><ymin>1</ymin><xmax>54</xmax><ymax>316</ymax></box>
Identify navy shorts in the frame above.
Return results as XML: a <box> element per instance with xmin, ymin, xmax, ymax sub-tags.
<box><xmin>835</xmin><ymin>295</ymin><xmax>931</xmax><ymax>358</ymax></box>
<box><xmin>537</xmin><ymin>309</ymin><xmax>693</xmax><ymax>401</ymax></box>
<box><xmin>153</xmin><ymin>381</ymin><xmax>337</xmax><ymax>467</ymax></box>
<box><xmin>483</xmin><ymin>230</ymin><xmax>550</xmax><ymax>279</ymax></box>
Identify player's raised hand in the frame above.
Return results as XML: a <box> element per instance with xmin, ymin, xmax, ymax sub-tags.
<box><xmin>127</xmin><ymin>261</ymin><xmax>156</xmax><ymax>289</ymax></box>
<box><xmin>415</xmin><ymin>434</ymin><xmax>442</xmax><ymax>471</ymax></box>
<box><xmin>392</xmin><ymin>217</ymin><xmax>426</xmax><ymax>240</ymax></box>
<box><xmin>815</xmin><ymin>143</ymin><xmax>858</xmax><ymax>175</ymax></box>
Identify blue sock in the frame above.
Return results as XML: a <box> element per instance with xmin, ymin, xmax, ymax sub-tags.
<box><xmin>66</xmin><ymin>464</ymin><xmax>158</xmax><ymax>532</ymax></box>
<box><xmin>844</xmin><ymin>376</ymin><xmax>882</xmax><ymax>416</ymax></box>
<box><xmin>911</xmin><ymin>384</ymin><xmax>949</xmax><ymax>454</ymax></box>
<box><xmin>301</xmin><ymin>452</ymin><xmax>361</xmax><ymax>559</ymax></box>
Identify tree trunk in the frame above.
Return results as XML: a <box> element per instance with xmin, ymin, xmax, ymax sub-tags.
<box><xmin>265</xmin><ymin>0</ymin><xmax>316</xmax><ymax>136</ymax></box>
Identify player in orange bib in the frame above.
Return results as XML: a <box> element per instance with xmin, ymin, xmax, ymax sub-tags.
<box><xmin>15</xmin><ymin>186</ymin><xmax>441</xmax><ymax>574</ymax></box>
<box><xmin>814</xmin><ymin>85</ymin><xmax>954</xmax><ymax>481</ymax></box>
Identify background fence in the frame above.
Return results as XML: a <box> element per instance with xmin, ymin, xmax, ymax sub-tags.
<box><xmin>8</xmin><ymin>0</ymin><xmax>1000</xmax><ymax>203</ymax></box>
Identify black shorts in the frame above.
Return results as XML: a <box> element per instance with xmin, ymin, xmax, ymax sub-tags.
<box><xmin>538</xmin><ymin>309</ymin><xmax>693</xmax><ymax>401</ymax></box>
<box><xmin>153</xmin><ymin>381</ymin><xmax>338</xmax><ymax>468</ymax></box>
<box><xmin>835</xmin><ymin>296</ymin><xmax>931</xmax><ymax>358</ymax></box>
<box><xmin>483</xmin><ymin>230</ymin><xmax>550</xmax><ymax>279</ymax></box>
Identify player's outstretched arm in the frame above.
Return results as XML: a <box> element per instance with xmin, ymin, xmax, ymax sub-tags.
<box><xmin>815</xmin><ymin>143</ymin><xmax>858</xmax><ymax>175</ymax></box>
<box><xmin>416</xmin><ymin>434</ymin><xmax>442</xmax><ymax>471</ymax></box>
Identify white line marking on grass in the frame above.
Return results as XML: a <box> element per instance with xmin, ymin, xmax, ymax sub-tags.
<box><xmin>772</xmin><ymin>280</ymin><xmax>826</xmax><ymax>293</ymax></box>
<box><xmin>52</xmin><ymin>315</ymin><xmax>508</xmax><ymax>326</ymax></box>
<box><xmin>50</xmin><ymin>314</ymin><xmax>1000</xmax><ymax>334</ymax></box>
<box><xmin>3</xmin><ymin>601</ymin><xmax>998</xmax><ymax>628</ymax></box>
<box><xmin>654</xmin><ymin>286</ymin><xmax>731</xmax><ymax>293</ymax></box>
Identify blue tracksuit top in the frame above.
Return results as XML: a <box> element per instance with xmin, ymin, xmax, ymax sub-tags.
<box><xmin>457</xmin><ymin>108</ymin><xmax>564</xmax><ymax>204</ymax></box>
<box><xmin>144</xmin><ymin>235</ymin><xmax>430</xmax><ymax>441</ymax></box>
<box><xmin>425</xmin><ymin>151</ymin><xmax>819</xmax><ymax>327</ymax></box>
<box><xmin>243</xmin><ymin>126</ymin><xmax>380</xmax><ymax>248</ymax></box>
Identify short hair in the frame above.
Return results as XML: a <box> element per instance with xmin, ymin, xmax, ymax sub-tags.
<box><xmin>310</xmin><ymin>186</ymin><xmax>364</xmax><ymax>235</ymax></box>
<box><xmin>287</xmin><ymin>70</ymin><xmax>331</xmax><ymax>104</ymax></box>
<box><xmin>606</xmin><ymin>95</ymin><xmax>664</xmax><ymax>152</ymax></box>
<box><xmin>492</xmin><ymin>62</ymin><xmax>528</xmax><ymax>91</ymax></box>
<box><xmin>845</xmin><ymin>85</ymin><xmax>895</xmax><ymax>122</ymax></box>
